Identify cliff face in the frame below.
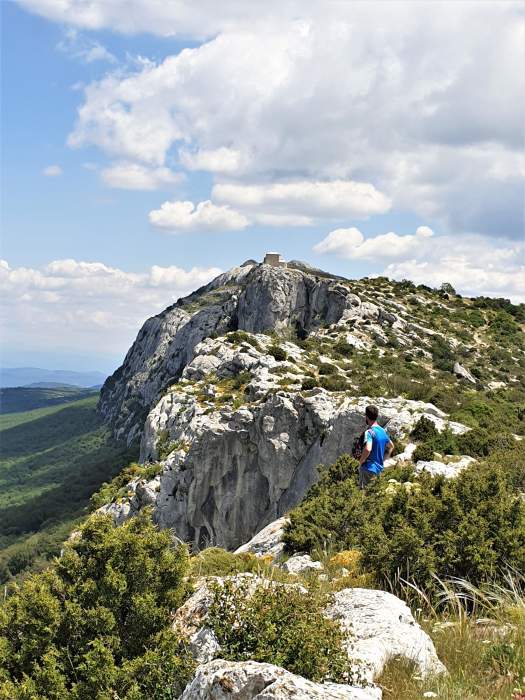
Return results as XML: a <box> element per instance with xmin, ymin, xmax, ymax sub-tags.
<box><xmin>98</xmin><ymin>261</ymin><xmax>359</xmax><ymax>443</ymax></box>
<box><xmin>97</xmin><ymin>259</ymin><xmax>479</xmax><ymax>549</ymax></box>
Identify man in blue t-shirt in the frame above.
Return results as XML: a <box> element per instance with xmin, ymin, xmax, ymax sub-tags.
<box><xmin>358</xmin><ymin>405</ymin><xmax>394</xmax><ymax>489</ymax></box>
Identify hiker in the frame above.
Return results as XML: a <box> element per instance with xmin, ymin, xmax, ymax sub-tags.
<box><xmin>357</xmin><ymin>405</ymin><xmax>394</xmax><ymax>489</ymax></box>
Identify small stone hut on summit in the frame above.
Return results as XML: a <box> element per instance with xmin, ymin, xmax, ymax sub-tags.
<box><xmin>263</xmin><ymin>252</ymin><xmax>287</xmax><ymax>267</ymax></box>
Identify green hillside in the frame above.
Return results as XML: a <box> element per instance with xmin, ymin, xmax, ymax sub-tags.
<box><xmin>0</xmin><ymin>385</ymin><xmax>99</xmax><ymax>414</ymax></box>
<box><xmin>0</xmin><ymin>395</ymin><xmax>137</xmax><ymax>583</ymax></box>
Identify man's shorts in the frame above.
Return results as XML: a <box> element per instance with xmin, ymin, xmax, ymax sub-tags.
<box><xmin>359</xmin><ymin>465</ymin><xmax>376</xmax><ymax>490</ymax></box>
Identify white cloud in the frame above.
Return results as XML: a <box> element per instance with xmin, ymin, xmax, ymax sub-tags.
<box><xmin>148</xmin><ymin>199</ymin><xmax>249</xmax><ymax>232</ymax></box>
<box><xmin>180</xmin><ymin>147</ymin><xmax>247</xmax><ymax>174</ymax></box>
<box><xmin>101</xmin><ymin>162</ymin><xmax>183</xmax><ymax>190</ymax></box>
<box><xmin>0</xmin><ymin>258</ymin><xmax>222</xmax><ymax>354</ymax></box>
<box><xmin>213</xmin><ymin>180</ymin><xmax>391</xmax><ymax>222</ymax></box>
<box><xmin>313</xmin><ymin>226</ymin><xmax>434</xmax><ymax>260</ymax></box>
<box><xmin>57</xmin><ymin>27</ymin><xmax>116</xmax><ymax>64</ymax></box>
<box><xmin>313</xmin><ymin>227</ymin><xmax>525</xmax><ymax>302</ymax></box>
<box><xmin>43</xmin><ymin>165</ymin><xmax>62</xmax><ymax>176</ymax></box>
<box><xmin>56</xmin><ymin>2</ymin><xmax>524</xmax><ymax>236</ymax></box>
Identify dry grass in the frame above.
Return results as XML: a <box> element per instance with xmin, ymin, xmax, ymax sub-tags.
<box><xmin>379</xmin><ymin>571</ymin><xmax>525</xmax><ymax>699</ymax></box>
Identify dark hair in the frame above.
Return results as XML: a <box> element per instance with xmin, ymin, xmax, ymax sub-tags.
<box><xmin>365</xmin><ymin>405</ymin><xmax>379</xmax><ymax>421</ymax></box>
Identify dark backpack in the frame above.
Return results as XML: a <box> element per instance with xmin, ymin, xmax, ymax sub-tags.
<box><xmin>351</xmin><ymin>418</ymin><xmax>391</xmax><ymax>460</ymax></box>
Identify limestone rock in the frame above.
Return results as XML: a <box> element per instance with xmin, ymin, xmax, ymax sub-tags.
<box><xmin>99</xmin><ymin>262</ymin><xmax>362</xmax><ymax>442</ymax></box>
<box><xmin>189</xmin><ymin>626</ymin><xmax>221</xmax><ymax>664</ymax></box>
<box><xmin>234</xmin><ymin>517</ymin><xmax>289</xmax><ymax>559</ymax></box>
<box><xmin>179</xmin><ymin>659</ymin><xmax>382</xmax><ymax>699</ymax></box>
<box><xmin>325</xmin><ymin>588</ymin><xmax>447</xmax><ymax>684</ymax></box>
<box><xmin>175</xmin><ymin>576</ymin><xmax>445</xmax><ymax>690</ymax></box>
<box><xmin>453</xmin><ymin>362</ymin><xmax>476</xmax><ymax>384</ymax></box>
<box><xmin>415</xmin><ymin>455</ymin><xmax>476</xmax><ymax>479</ymax></box>
<box><xmin>139</xmin><ymin>389</ymin><xmax>467</xmax><ymax>551</ymax></box>
<box><xmin>282</xmin><ymin>554</ymin><xmax>323</xmax><ymax>575</ymax></box>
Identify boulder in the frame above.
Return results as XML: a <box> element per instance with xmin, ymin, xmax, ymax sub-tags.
<box><xmin>234</xmin><ymin>517</ymin><xmax>289</xmax><ymax>559</ymax></box>
<box><xmin>415</xmin><ymin>455</ymin><xmax>476</xmax><ymax>479</ymax></box>
<box><xmin>281</xmin><ymin>554</ymin><xmax>323</xmax><ymax>575</ymax></box>
<box><xmin>325</xmin><ymin>588</ymin><xmax>447</xmax><ymax>684</ymax></box>
<box><xmin>453</xmin><ymin>362</ymin><xmax>476</xmax><ymax>384</ymax></box>
<box><xmin>175</xmin><ymin>577</ymin><xmax>445</xmax><ymax>689</ymax></box>
<box><xmin>179</xmin><ymin>659</ymin><xmax>382</xmax><ymax>699</ymax></box>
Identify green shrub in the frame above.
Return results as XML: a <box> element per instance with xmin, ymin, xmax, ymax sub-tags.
<box><xmin>333</xmin><ymin>341</ymin><xmax>354</xmax><ymax>357</ymax></box>
<box><xmin>226</xmin><ymin>331</ymin><xmax>261</xmax><ymax>349</ymax></box>
<box><xmin>284</xmin><ymin>452</ymin><xmax>525</xmax><ymax>596</ymax></box>
<box><xmin>318</xmin><ymin>363</ymin><xmax>337</xmax><ymax>375</ymax></box>
<box><xmin>269</xmin><ymin>345</ymin><xmax>287</xmax><ymax>362</ymax></box>
<box><xmin>90</xmin><ymin>462</ymin><xmax>162</xmax><ymax>510</ymax></box>
<box><xmin>207</xmin><ymin>578</ymin><xmax>354</xmax><ymax>683</ymax></box>
<box><xmin>412</xmin><ymin>443</ymin><xmax>435</xmax><ymax>462</ymax></box>
<box><xmin>190</xmin><ymin>547</ymin><xmax>267</xmax><ymax>577</ymax></box>
<box><xmin>302</xmin><ymin>377</ymin><xmax>319</xmax><ymax>391</ymax></box>
<box><xmin>0</xmin><ymin>512</ymin><xmax>194</xmax><ymax>699</ymax></box>
<box><xmin>410</xmin><ymin>416</ymin><xmax>439</xmax><ymax>442</ymax></box>
<box><xmin>319</xmin><ymin>375</ymin><xmax>348</xmax><ymax>392</ymax></box>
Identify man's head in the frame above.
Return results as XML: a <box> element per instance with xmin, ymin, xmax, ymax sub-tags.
<box><xmin>365</xmin><ymin>405</ymin><xmax>379</xmax><ymax>425</ymax></box>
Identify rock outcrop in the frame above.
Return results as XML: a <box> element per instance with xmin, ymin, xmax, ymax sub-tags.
<box><xmin>99</xmin><ymin>262</ymin><xmax>372</xmax><ymax>443</ymax></box>
<box><xmin>106</xmin><ymin>384</ymin><xmax>466</xmax><ymax>550</ymax></box>
<box><xmin>325</xmin><ymin>588</ymin><xmax>447</xmax><ymax>684</ymax></box>
<box><xmin>174</xmin><ymin>574</ymin><xmax>446</xmax><ymax>691</ymax></box>
<box><xmin>96</xmin><ymin>260</ymin><xmax>474</xmax><ymax>550</ymax></box>
<box><xmin>234</xmin><ymin>517</ymin><xmax>289</xmax><ymax>559</ymax></box>
<box><xmin>179</xmin><ymin>659</ymin><xmax>382</xmax><ymax>700</ymax></box>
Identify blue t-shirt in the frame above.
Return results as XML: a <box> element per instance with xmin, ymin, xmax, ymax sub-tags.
<box><xmin>364</xmin><ymin>425</ymin><xmax>390</xmax><ymax>474</ymax></box>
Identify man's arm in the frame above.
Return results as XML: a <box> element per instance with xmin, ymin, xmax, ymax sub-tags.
<box><xmin>384</xmin><ymin>439</ymin><xmax>394</xmax><ymax>460</ymax></box>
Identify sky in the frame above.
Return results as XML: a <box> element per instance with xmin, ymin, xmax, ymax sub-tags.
<box><xmin>1</xmin><ymin>0</ymin><xmax>524</xmax><ymax>374</ymax></box>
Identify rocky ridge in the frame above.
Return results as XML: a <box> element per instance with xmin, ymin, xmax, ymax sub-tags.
<box><xmin>96</xmin><ymin>259</ymin><xmax>496</xmax><ymax>550</ymax></box>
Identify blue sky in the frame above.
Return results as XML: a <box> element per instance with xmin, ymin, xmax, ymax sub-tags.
<box><xmin>1</xmin><ymin>1</ymin><xmax>524</xmax><ymax>374</ymax></box>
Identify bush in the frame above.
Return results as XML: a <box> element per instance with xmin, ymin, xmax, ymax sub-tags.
<box><xmin>190</xmin><ymin>547</ymin><xmax>266</xmax><ymax>577</ymax></box>
<box><xmin>412</xmin><ymin>443</ymin><xmax>435</xmax><ymax>462</ymax></box>
<box><xmin>318</xmin><ymin>363</ymin><xmax>337</xmax><ymax>375</ymax></box>
<box><xmin>207</xmin><ymin>578</ymin><xmax>354</xmax><ymax>683</ymax></box>
<box><xmin>284</xmin><ymin>452</ymin><xmax>525</xmax><ymax>596</ymax></box>
<box><xmin>410</xmin><ymin>416</ymin><xmax>439</xmax><ymax>442</ymax></box>
<box><xmin>269</xmin><ymin>345</ymin><xmax>287</xmax><ymax>362</ymax></box>
<box><xmin>0</xmin><ymin>512</ymin><xmax>194</xmax><ymax>699</ymax></box>
<box><xmin>301</xmin><ymin>377</ymin><xmax>319</xmax><ymax>391</ymax></box>
<box><xmin>319</xmin><ymin>375</ymin><xmax>348</xmax><ymax>392</ymax></box>
<box><xmin>333</xmin><ymin>341</ymin><xmax>354</xmax><ymax>357</ymax></box>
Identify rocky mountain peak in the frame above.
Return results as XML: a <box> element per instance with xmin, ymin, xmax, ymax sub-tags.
<box><xmin>98</xmin><ymin>258</ymin><xmax>360</xmax><ymax>442</ymax></box>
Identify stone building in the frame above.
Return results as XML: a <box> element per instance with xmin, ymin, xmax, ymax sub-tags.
<box><xmin>263</xmin><ymin>252</ymin><xmax>287</xmax><ymax>267</ymax></box>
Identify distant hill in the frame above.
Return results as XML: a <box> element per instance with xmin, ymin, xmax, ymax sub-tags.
<box><xmin>0</xmin><ymin>395</ymin><xmax>137</xmax><ymax>583</ymax></box>
<box><xmin>0</xmin><ymin>367</ymin><xmax>107</xmax><ymax>388</ymax></box>
<box><xmin>0</xmin><ymin>386</ymin><xmax>100</xmax><ymax>414</ymax></box>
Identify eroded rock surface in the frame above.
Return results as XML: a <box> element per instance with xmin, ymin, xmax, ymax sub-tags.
<box><xmin>325</xmin><ymin>588</ymin><xmax>447</xmax><ymax>684</ymax></box>
<box><xmin>179</xmin><ymin>659</ymin><xmax>382</xmax><ymax>700</ymax></box>
<box><xmin>173</xmin><ymin>575</ymin><xmax>446</xmax><ymax>690</ymax></box>
<box><xmin>234</xmin><ymin>517</ymin><xmax>289</xmax><ymax>559</ymax></box>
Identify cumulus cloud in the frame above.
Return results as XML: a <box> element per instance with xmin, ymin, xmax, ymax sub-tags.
<box><xmin>148</xmin><ymin>199</ymin><xmax>249</xmax><ymax>232</ymax></box>
<box><xmin>313</xmin><ymin>227</ymin><xmax>525</xmax><ymax>302</ymax></box>
<box><xmin>213</xmin><ymin>180</ymin><xmax>391</xmax><ymax>222</ymax></box>
<box><xmin>43</xmin><ymin>165</ymin><xmax>62</xmax><ymax>176</ymax></box>
<box><xmin>313</xmin><ymin>226</ymin><xmax>434</xmax><ymax>260</ymax></box>
<box><xmin>101</xmin><ymin>162</ymin><xmax>183</xmax><ymax>190</ymax></box>
<box><xmin>180</xmin><ymin>147</ymin><xmax>247</xmax><ymax>174</ymax></box>
<box><xmin>52</xmin><ymin>1</ymin><xmax>524</xmax><ymax>236</ymax></box>
<box><xmin>0</xmin><ymin>258</ymin><xmax>222</xmax><ymax>355</ymax></box>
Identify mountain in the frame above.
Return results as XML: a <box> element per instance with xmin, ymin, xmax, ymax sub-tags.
<box><xmin>0</xmin><ymin>367</ymin><xmax>107</xmax><ymax>388</ymax></box>
<box><xmin>0</xmin><ymin>386</ymin><xmax>99</xmax><ymax>414</ymax></box>
<box><xmin>97</xmin><ymin>258</ymin><xmax>525</xmax><ymax>550</ymax></box>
